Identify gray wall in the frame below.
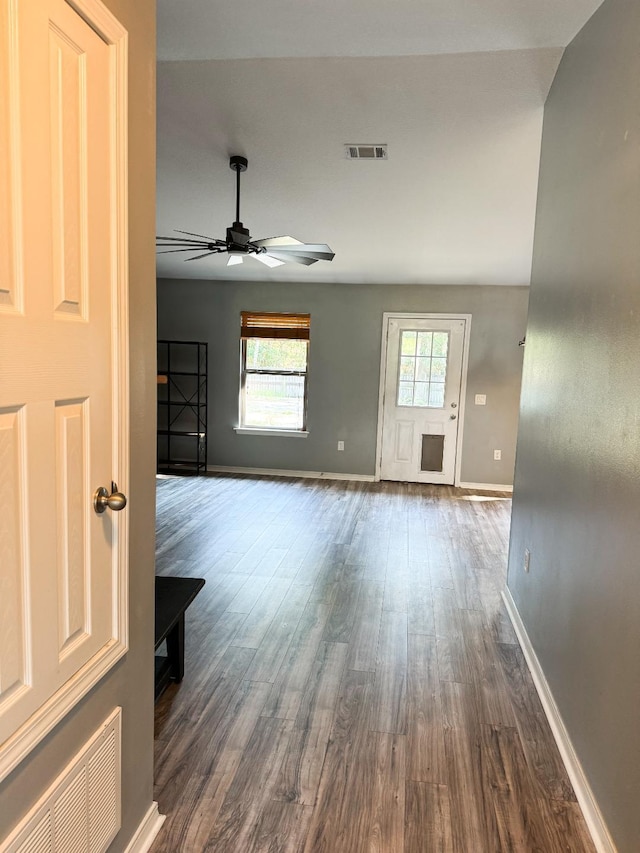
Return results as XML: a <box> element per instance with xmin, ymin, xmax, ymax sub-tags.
<box><xmin>507</xmin><ymin>0</ymin><xmax>640</xmax><ymax>849</ymax></box>
<box><xmin>0</xmin><ymin>1</ymin><xmax>157</xmax><ymax>849</ymax></box>
<box><xmin>157</xmin><ymin>280</ymin><xmax>528</xmax><ymax>485</ymax></box>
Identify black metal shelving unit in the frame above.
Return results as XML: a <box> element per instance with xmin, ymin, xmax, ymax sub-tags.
<box><xmin>157</xmin><ymin>340</ymin><xmax>208</xmax><ymax>475</ymax></box>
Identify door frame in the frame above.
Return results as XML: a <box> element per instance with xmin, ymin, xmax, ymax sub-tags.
<box><xmin>375</xmin><ymin>312</ymin><xmax>471</xmax><ymax>485</ymax></box>
<box><xmin>0</xmin><ymin>0</ymin><xmax>129</xmax><ymax>782</ymax></box>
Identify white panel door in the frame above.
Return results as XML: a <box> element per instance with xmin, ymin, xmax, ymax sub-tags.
<box><xmin>0</xmin><ymin>0</ymin><xmax>128</xmax><ymax>779</ymax></box>
<box><xmin>379</xmin><ymin>317</ymin><xmax>466</xmax><ymax>484</ymax></box>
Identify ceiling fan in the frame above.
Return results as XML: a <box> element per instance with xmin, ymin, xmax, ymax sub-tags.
<box><xmin>156</xmin><ymin>155</ymin><xmax>335</xmax><ymax>268</ymax></box>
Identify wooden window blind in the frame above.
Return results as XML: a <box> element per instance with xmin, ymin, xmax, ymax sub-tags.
<box><xmin>241</xmin><ymin>311</ymin><xmax>310</xmax><ymax>341</ymax></box>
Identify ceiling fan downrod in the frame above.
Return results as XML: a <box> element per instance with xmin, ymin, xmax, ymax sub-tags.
<box><xmin>228</xmin><ymin>155</ymin><xmax>249</xmax><ymax>247</ymax></box>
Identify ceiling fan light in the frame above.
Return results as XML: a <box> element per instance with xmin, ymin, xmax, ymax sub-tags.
<box><xmin>227</xmin><ymin>254</ymin><xmax>243</xmax><ymax>266</ymax></box>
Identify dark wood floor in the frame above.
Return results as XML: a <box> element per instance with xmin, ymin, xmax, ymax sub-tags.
<box><xmin>151</xmin><ymin>475</ymin><xmax>594</xmax><ymax>853</ymax></box>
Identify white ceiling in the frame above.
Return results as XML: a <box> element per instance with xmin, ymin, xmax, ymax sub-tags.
<box><xmin>158</xmin><ymin>0</ymin><xmax>603</xmax><ymax>61</ymax></box>
<box><xmin>156</xmin><ymin>0</ymin><xmax>603</xmax><ymax>285</ymax></box>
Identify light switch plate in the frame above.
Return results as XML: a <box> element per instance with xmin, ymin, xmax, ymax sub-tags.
<box><xmin>475</xmin><ymin>394</ymin><xmax>487</xmax><ymax>405</ymax></box>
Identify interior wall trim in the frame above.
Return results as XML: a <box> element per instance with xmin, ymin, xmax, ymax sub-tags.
<box><xmin>123</xmin><ymin>802</ymin><xmax>165</xmax><ymax>853</ymax></box>
<box><xmin>207</xmin><ymin>465</ymin><xmax>375</xmax><ymax>482</ymax></box>
<box><xmin>502</xmin><ymin>587</ymin><xmax>616</xmax><ymax>853</ymax></box>
<box><xmin>458</xmin><ymin>481</ymin><xmax>513</xmax><ymax>492</ymax></box>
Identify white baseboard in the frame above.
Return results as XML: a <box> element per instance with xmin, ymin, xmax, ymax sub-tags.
<box><xmin>207</xmin><ymin>465</ymin><xmax>375</xmax><ymax>482</ymax></box>
<box><xmin>501</xmin><ymin>588</ymin><xmax>616</xmax><ymax>853</ymax></box>
<box><xmin>124</xmin><ymin>802</ymin><xmax>165</xmax><ymax>853</ymax></box>
<box><xmin>458</xmin><ymin>481</ymin><xmax>513</xmax><ymax>492</ymax></box>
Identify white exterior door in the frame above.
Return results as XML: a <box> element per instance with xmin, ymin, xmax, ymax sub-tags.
<box><xmin>379</xmin><ymin>316</ymin><xmax>467</xmax><ymax>485</ymax></box>
<box><xmin>0</xmin><ymin>0</ymin><xmax>128</xmax><ymax>779</ymax></box>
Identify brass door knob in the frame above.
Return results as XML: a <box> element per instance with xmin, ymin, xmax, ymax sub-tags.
<box><xmin>94</xmin><ymin>482</ymin><xmax>127</xmax><ymax>514</ymax></box>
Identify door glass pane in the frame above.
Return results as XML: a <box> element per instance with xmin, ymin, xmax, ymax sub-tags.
<box><xmin>413</xmin><ymin>383</ymin><xmax>429</xmax><ymax>406</ymax></box>
<box><xmin>396</xmin><ymin>329</ymin><xmax>450</xmax><ymax>408</ymax></box>
<box><xmin>400</xmin><ymin>357</ymin><xmax>415</xmax><ymax>381</ymax></box>
<box><xmin>398</xmin><ymin>382</ymin><xmax>414</xmax><ymax>406</ymax></box>
<box><xmin>432</xmin><ymin>333</ymin><xmax>448</xmax><ymax>357</ymax></box>
<box><xmin>415</xmin><ymin>357</ymin><xmax>430</xmax><ymax>382</ymax></box>
<box><xmin>417</xmin><ymin>332</ymin><xmax>432</xmax><ymax>356</ymax></box>
<box><xmin>430</xmin><ymin>358</ymin><xmax>447</xmax><ymax>381</ymax></box>
<box><xmin>401</xmin><ymin>331</ymin><xmax>417</xmax><ymax>356</ymax></box>
<box><xmin>429</xmin><ymin>384</ymin><xmax>445</xmax><ymax>407</ymax></box>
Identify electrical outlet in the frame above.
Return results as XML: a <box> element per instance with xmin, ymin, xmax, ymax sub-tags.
<box><xmin>524</xmin><ymin>549</ymin><xmax>531</xmax><ymax>573</ymax></box>
<box><xmin>475</xmin><ymin>394</ymin><xmax>487</xmax><ymax>405</ymax></box>
<box><xmin>494</xmin><ymin>449</ymin><xmax>502</xmax><ymax>461</ymax></box>
<box><xmin>337</xmin><ymin>441</ymin><xmax>345</xmax><ymax>451</ymax></box>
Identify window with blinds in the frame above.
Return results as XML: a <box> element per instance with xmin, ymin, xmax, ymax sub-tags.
<box><xmin>240</xmin><ymin>312</ymin><xmax>310</xmax><ymax>430</ymax></box>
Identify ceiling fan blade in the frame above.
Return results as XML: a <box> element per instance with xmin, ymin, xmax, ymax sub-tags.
<box><xmin>184</xmin><ymin>250</ymin><xmax>223</xmax><ymax>261</ymax></box>
<box><xmin>266</xmin><ymin>252</ymin><xmax>318</xmax><ymax>266</ymax></box>
<box><xmin>157</xmin><ymin>244</ymin><xmax>213</xmax><ymax>251</ymax></box>
<box><xmin>255</xmin><ymin>253</ymin><xmax>285</xmax><ymax>268</ymax></box>
<box><xmin>260</xmin><ymin>242</ymin><xmax>335</xmax><ymax>261</ymax></box>
<box><xmin>157</xmin><ymin>247</ymin><xmax>214</xmax><ymax>254</ymax></box>
<box><xmin>253</xmin><ymin>236</ymin><xmax>303</xmax><ymax>248</ymax></box>
<box><xmin>174</xmin><ymin>229</ymin><xmax>226</xmax><ymax>244</ymax></box>
<box><xmin>227</xmin><ymin>255</ymin><xmax>244</xmax><ymax>266</ymax></box>
<box><xmin>156</xmin><ymin>235</ymin><xmax>215</xmax><ymax>246</ymax></box>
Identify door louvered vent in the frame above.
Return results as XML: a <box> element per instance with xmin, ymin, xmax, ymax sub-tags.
<box><xmin>54</xmin><ymin>773</ymin><xmax>88</xmax><ymax>853</ymax></box>
<box><xmin>345</xmin><ymin>144</ymin><xmax>388</xmax><ymax>160</ymax></box>
<box><xmin>14</xmin><ymin>816</ymin><xmax>51</xmax><ymax>853</ymax></box>
<box><xmin>1</xmin><ymin>709</ymin><xmax>121</xmax><ymax>853</ymax></box>
<box><xmin>88</xmin><ymin>730</ymin><xmax>118</xmax><ymax>852</ymax></box>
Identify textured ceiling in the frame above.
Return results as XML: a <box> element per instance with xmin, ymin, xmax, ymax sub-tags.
<box><xmin>156</xmin><ymin>1</ymin><xmax>603</xmax><ymax>285</ymax></box>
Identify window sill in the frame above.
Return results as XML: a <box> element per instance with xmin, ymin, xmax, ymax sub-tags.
<box><xmin>234</xmin><ymin>427</ymin><xmax>309</xmax><ymax>438</ymax></box>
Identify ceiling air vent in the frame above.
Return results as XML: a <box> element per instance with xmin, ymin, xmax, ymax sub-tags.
<box><xmin>345</xmin><ymin>144</ymin><xmax>387</xmax><ymax>160</ymax></box>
